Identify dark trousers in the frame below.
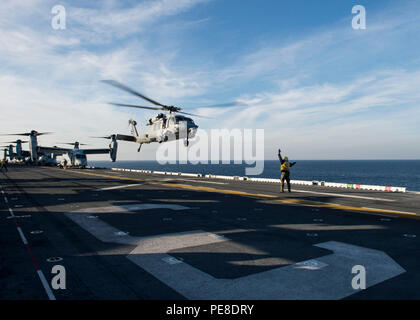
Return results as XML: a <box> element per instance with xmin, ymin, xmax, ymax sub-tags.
<box><xmin>281</xmin><ymin>171</ymin><xmax>290</xmax><ymax>192</ymax></box>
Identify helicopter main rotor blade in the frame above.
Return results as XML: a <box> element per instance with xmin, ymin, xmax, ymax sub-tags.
<box><xmin>102</xmin><ymin>80</ymin><xmax>167</xmax><ymax>108</ymax></box>
<box><xmin>192</xmin><ymin>102</ymin><xmax>246</xmax><ymax>109</ymax></box>
<box><xmin>177</xmin><ymin>111</ymin><xmax>213</xmax><ymax>119</ymax></box>
<box><xmin>109</xmin><ymin>103</ymin><xmax>161</xmax><ymax>111</ymax></box>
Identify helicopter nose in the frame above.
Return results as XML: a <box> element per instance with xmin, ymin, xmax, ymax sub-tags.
<box><xmin>188</xmin><ymin>124</ymin><xmax>198</xmax><ymax>138</ymax></box>
<box><xmin>187</xmin><ymin>121</ymin><xmax>198</xmax><ymax>129</ymax></box>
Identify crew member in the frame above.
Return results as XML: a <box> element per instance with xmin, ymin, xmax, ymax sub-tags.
<box><xmin>278</xmin><ymin>149</ymin><xmax>296</xmax><ymax>192</ymax></box>
<box><xmin>0</xmin><ymin>159</ymin><xmax>8</xmax><ymax>173</ymax></box>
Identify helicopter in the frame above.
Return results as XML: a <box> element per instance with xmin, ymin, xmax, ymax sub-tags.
<box><xmin>101</xmin><ymin>80</ymin><xmax>242</xmax><ymax>152</ymax></box>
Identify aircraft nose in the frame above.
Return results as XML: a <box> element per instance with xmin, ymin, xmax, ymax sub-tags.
<box><xmin>188</xmin><ymin>121</ymin><xmax>198</xmax><ymax>129</ymax></box>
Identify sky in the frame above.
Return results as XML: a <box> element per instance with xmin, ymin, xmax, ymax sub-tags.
<box><xmin>1</xmin><ymin>0</ymin><xmax>419</xmax><ymax>160</ymax></box>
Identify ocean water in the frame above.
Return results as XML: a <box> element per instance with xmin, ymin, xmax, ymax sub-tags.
<box><xmin>90</xmin><ymin>160</ymin><xmax>420</xmax><ymax>191</ymax></box>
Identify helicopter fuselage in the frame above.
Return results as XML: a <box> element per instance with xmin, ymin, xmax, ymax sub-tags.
<box><xmin>133</xmin><ymin>113</ymin><xmax>198</xmax><ymax>145</ymax></box>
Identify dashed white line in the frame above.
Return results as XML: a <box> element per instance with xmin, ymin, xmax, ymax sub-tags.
<box><xmin>1</xmin><ymin>186</ymin><xmax>56</xmax><ymax>301</ymax></box>
<box><xmin>37</xmin><ymin>270</ymin><xmax>56</xmax><ymax>300</ymax></box>
<box><xmin>98</xmin><ymin>183</ymin><xmax>142</xmax><ymax>191</ymax></box>
<box><xmin>17</xmin><ymin>227</ymin><xmax>28</xmax><ymax>245</ymax></box>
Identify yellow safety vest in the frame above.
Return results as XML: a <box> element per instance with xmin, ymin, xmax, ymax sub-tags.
<box><xmin>281</xmin><ymin>162</ymin><xmax>290</xmax><ymax>172</ymax></box>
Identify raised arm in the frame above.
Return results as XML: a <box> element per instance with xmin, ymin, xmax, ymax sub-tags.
<box><xmin>278</xmin><ymin>149</ymin><xmax>285</xmax><ymax>164</ymax></box>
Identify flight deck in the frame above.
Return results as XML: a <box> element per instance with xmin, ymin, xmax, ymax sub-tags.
<box><xmin>1</xmin><ymin>165</ymin><xmax>420</xmax><ymax>300</ymax></box>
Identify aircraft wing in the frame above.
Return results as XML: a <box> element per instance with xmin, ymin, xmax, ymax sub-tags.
<box><xmin>82</xmin><ymin>148</ymin><xmax>110</xmax><ymax>155</ymax></box>
<box><xmin>116</xmin><ymin>134</ymin><xmax>137</xmax><ymax>142</ymax></box>
<box><xmin>38</xmin><ymin>146</ymin><xmax>70</xmax><ymax>155</ymax></box>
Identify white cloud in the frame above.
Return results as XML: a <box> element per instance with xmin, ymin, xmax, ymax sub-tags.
<box><xmin>67</xmin><ymin>0</ymin><xmax>209</xmax><ymax>43</ymax></box>
<box><xmin>0</xmin><ymin>0</ymin><xmax>419</xmax><ymax>161</ymax></box>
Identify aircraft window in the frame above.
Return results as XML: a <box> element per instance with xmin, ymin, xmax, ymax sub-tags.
<box><xmin>175</xmin><ymin>116</ymin><xmax>192</xmax><ymax>123</ymax></box>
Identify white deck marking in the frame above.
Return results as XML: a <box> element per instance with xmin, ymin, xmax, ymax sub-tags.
<box><xmin>1</xmin><ymin>187</ymin><xmax>56</xmax><ymax>301</ymax></box>
<box><xmin>181</xmin><ymin>180</ymin><xmax>227</xmax><ymax>185</ymax></box>
<box><xmin>293</xmin><ymin>189</ymin><xmax>395</xmax><ymax>202</ymax></box>
<box><xmin>98</xmin><ymin>183</ymin><xmax>142</xmax><ymax>191</ymax></box>
<box><xmin>66</xmin><ymin>205</ymin><xmax>406</xmax><ymax>300</ymax></box>
<box><xmin>161</xmin><ymin>178</ymin><xmax>227</xmax><ymax>185</ymax></box>
<box><xmin>17</xmin><ymin>227</ymin><xmax>28</xmax><ymax>245</ymax></box>
<box><xmin>37</xmin><ymin>270</ymin><xmax>56</xmax><ymax>300</ymax></box>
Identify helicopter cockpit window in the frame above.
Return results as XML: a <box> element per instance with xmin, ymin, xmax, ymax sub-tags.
<box><xmin>175</xmin><ymin>116</ymin><xmax>192</xmax><ymax>124</ymax></box>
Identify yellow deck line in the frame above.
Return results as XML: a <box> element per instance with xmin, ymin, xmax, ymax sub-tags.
<box><xmin>59</xmin><ymin>169</ymin><xmax>420</xmax><ymax>220</ymax></box>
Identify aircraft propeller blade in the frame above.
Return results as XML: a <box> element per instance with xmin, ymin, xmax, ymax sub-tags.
<box><xmin>0</xmin><ymin>133</ymin><xmax>30</xmax><ymax>136</ymax></box>
<box><xmin>3</xmin><ymin>140</ymin><xmax>28</xmax><ymax>144</ymax></box>
<box><xmin>0</xmin><ymin>132</ymin><xmax>52</xmax><ymax>136</ymax></box>
<box><xmin>60</xmin><ymin>142</ymin><xmax>88</xmax><ymax>146</ymax></box>
<box><xmin>90</xmin><ymin>135</ymin><xmax>116</xmax><ymax>139</ymax></box>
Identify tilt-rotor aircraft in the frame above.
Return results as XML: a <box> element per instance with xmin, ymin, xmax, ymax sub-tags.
<box><xmin>101</xmin><ymin>80</ymin><xmax>242</xmax><ymax>152</ymax></box>
<box><xmin>0</xmin><ymin>130</ymin><xmax>51</xmax><ymax>163</ymax></box>
<box><xmin>1</xmin><ymin>146</ymin><xmax>10</xmax><ymax>160</ymax></box>
<box><xmin>1</xmin><ymin>131</ymin><xmax>116</xmax><ymax>166</ymax></box>
<box><xmin>41</xmin><ymin>141</ymin><xmax>118</xmax><ymax>168</ymax></box>
<box><xmin>0</xmin><ymin>140</ymin><xmax>30</xmax><ymax>161</ymax></box>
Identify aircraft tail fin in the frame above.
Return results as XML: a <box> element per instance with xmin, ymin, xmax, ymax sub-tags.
<box><xmin>129</xmin><ymin>119</ymin><xmax>139</xmax><ymax>138</ymax></box>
